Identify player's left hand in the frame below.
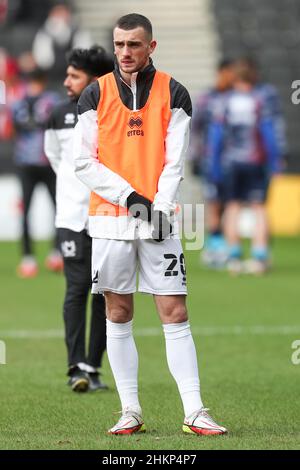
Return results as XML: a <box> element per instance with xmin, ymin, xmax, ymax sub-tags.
<box><xmin>151</xmin><ymin>210</ymin><xmax>172</xmax><ymax>242</ymax></box>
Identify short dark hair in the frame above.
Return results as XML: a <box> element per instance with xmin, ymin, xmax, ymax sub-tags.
<box><xmin>218</xmin><ymin>58</ymin><xmax>234</xmax><ymax>70</ymax></box>
<box><xmin>115</xmin><ymin>13</ymin><xmax>152</xmax><ymax>39</ymax></box>
<box><xmin>25</xmin><ymin>67</ymin><xmax>47</xmax><ymax>83</ymax></box>
<box><xmin>67</xmin><ymin>45</ymin><xmax>114</xmax><ymax>77</ymax></box>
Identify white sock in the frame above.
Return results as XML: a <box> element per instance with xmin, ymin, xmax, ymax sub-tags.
<box><xmin>163</xmin><ymin>321</ymin><xmax>203</xmax><ymax>417</ymax></box>
<box><xmin>77</xmin><ymin>363</ymin><xmax>97</xmax><ymax>373</ymax></box>
<box><xmin>106</xmin><ymin>319</ymin><xmax>141</xmax><ymax>415</ymax></box>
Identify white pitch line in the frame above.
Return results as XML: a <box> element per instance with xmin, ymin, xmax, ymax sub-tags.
<box><xmin>1</xmin><ymin>325</ymin><xmax>300</xmax><ymax>339</ymax></box>
<box><xmin>0</xmin><ymin>329</ymin><xmax>64</xmax><ymax>339</ymax></box>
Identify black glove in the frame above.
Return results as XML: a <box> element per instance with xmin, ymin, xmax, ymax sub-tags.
<box><xmin>152</xmin><ymin>210</ymin><xmax>173</xmax><ymax>242</ymax></box>
<box><xmin>126</xmin><ymin>191</ymin><xmax>152</xmax><ymax>222</ymax></box>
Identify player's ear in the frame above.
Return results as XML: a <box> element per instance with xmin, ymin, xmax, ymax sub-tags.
<box><xmin>149</xmin><ymin>40</ymin><xmax>157</xmax><ymax>55</ymax></box>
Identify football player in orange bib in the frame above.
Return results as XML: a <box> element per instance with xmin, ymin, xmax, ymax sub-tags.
<box><xmin>74</xmin><ymin>13</ymin><xmax>227</xmax><ymax>436</ymax></box>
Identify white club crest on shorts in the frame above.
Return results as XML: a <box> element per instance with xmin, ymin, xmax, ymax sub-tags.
<box><xmin>61</xmin><ymin>240</ymin><xmax>76</xmax><ymax>257</ymax></box>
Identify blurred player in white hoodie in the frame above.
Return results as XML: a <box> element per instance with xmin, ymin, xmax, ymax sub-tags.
<box><xmin>45</xmin><ymin>45</ymin><xmax>114</xmax><ymax>391</ymax></box>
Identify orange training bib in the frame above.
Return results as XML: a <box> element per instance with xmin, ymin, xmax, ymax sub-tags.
<box><xmin>89</xmin><ymin>70</ymin><xmax>171</xmax><ymax>216</ymax></box>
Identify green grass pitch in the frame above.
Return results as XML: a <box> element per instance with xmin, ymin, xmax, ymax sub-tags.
<box><xmin>0</xmin><ymin>238</ymin><xmax>300</xmax><ymax>450</ymax></box>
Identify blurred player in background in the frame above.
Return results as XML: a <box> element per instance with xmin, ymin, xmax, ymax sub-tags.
<box><xmin>190</xmin><ymin>59</ymin><xmax>235</xmax><ymax>268</ymax></box>
<box><xmin>74</xmin><ymin>13</ymin><xmax>227</xmax><ymax>435</ymax></box>
<box><xmin>11</xmin><ymin>67</ymin><xmax>62</xmax><ymax>278</ymax></box>
<box><xmin>45</xmin><ymin>46</ymin><xmax>114</xmax><ymax>392</ymax></box>
<box><xmin>32</xmin><ymin>3</ymin><xmax>92</xmax><ymax>88</ymax></box>
<box><xmin>207</xmin><ymin>58</ymin><xmax>283</xmax><ymax>275</ymax></box>
<box><xmin>0</xmin><ymin>51</ymin><xmax>25</xmax><ymax>141</ymax></box>
<box><xmin>250</xmin><ymin>57</ymin><xmax>288</xmax><ymax>167</ymax></box>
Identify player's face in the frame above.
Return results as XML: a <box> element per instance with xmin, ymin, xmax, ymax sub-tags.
<box><xmin>113</xmin><ymin>27</ymin><xmax>156</xmax><ymax>76</ymax></box>
<box><xmin>64</xmin><ymin>66</ymin><xmax>91</xmax><ymax>99</ymax></box>
<box><xmin>218</xmin><ymin>67</ymin><xmax>236</xmax><ymax>91</ymax></box>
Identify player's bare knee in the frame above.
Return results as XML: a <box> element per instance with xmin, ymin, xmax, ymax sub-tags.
<box><xmin>107</xmin><ymin>308</ymin><xmax>132</xmax><ymax>323</ymax></box>
<box><xmin>104</xmin><ymin>293</ymin><xmax>133</xmax><ymax>323</ymax></box>
<box><xmin>163</xmin><ymin>305</ymin><xmax>188</xmax><ymax>324</ymax></box>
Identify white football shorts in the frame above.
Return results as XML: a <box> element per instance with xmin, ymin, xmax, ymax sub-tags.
<box><xmin>91</xmin><ymin>238</ymin><xmax>187</xmax><ymax>295</ymax></box>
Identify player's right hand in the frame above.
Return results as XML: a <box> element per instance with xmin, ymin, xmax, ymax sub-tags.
<box><xmin>126</xmin><ymin>191</ymin><xmax>152</xmax><ymax>222</ymax></box>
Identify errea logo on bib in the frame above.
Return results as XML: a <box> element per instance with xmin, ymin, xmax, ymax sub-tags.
<box><xmin>127</xmin><ymin>116</ymin><xmax>144</xmax><ymax>137</ymax></box>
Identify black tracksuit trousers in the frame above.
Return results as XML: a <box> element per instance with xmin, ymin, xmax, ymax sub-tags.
<box><xmin>58</xmin><ymin>228</ymin><xmax>106</xmax><ymax>369</ymax></box>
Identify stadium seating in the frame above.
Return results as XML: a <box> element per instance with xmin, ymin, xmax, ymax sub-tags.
<box><xmin>2</xmin><ymin>0</ymin><xmax>300</xmax><ymax>174</ymax></box>
<box><xmin>0</xmin><ymin>2</ymin><xmax>55</xmax><ymax>174</ymax></box>
<box><xmin>73</xmin><ymin>0</ymin><xmax>220</xmax><ymax>96</ymax></box>
<box><xmin>212</xmin><ymin>0</ymin><xmax>300</xmax><ymax>172</ymax></box>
